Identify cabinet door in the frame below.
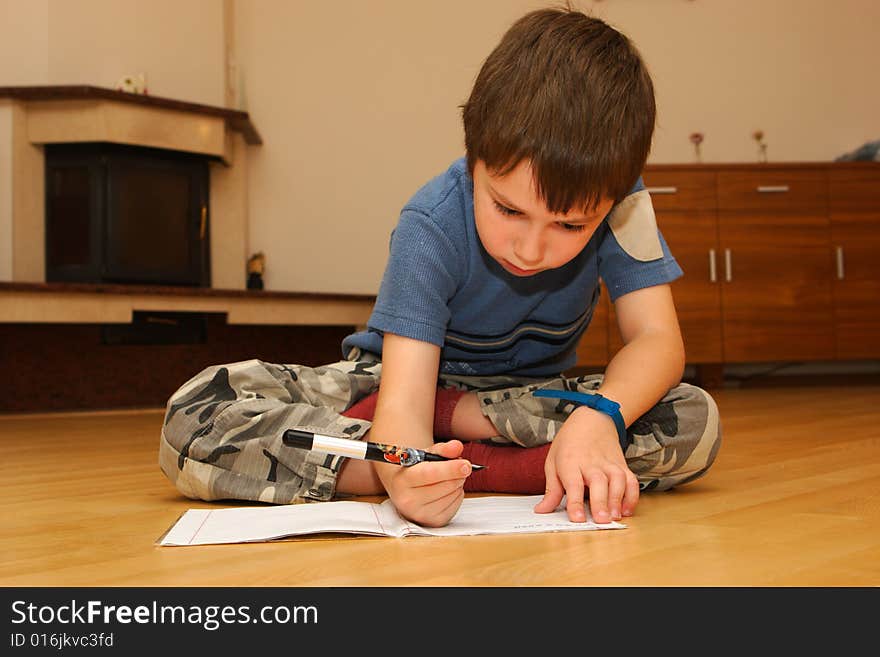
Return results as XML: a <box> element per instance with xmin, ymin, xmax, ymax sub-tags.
<box><xmin>655</xmin><ymin>210</ymin><xmax>723</xmax><ymax>362</ymax></box>
<box><xmin>830</xmin><ymin>167</ymin><xmax>880</xmax><ymax>359</ymax></box>
<box><xmin>718</xmin><ymin>166</ymin><xmax>834</xmax><ymax>362</ymax></box>
<box><xmin>717</xmin><ymin>170</ymin><xmax>834</xmax><ymax>361</ymax></box>
<box><xmin>718</xmin><ymin>211</ymin><xmax>835</xmax><ymax>361</ymax></box>
<box><xmin>645</xmin><ymin>170</ymin><xmax>722</xmax><ymax>363</ymax></box>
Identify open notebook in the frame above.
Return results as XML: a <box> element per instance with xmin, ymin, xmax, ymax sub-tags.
<box><xmin>158</xmin><ymin>495</ymin><xmax>626</xmax><ymax>546</ymax></box>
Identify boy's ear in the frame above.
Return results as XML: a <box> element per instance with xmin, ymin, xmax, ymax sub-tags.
<box><xmin>607</xmin><ymin>191</ymin><xmax>663</xmax><ymax>262</ymax></box>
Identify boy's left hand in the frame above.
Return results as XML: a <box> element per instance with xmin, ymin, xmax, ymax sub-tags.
<box><xmin>533</xmin><ymin>407</ymin><xmax>639</xmax><ymax>523</ymax></box>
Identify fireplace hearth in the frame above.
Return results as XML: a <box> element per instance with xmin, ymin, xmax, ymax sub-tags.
<box><xmin>45</xmin><ymin>142</ymin><xmax>212</xmax><ymax>287</ymax></box>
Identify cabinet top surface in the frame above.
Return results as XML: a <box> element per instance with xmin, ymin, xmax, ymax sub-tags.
<box><xmin>645</xmin><ymin>161</ymin><xmax>880</xmax><ymax>171</ymax></box>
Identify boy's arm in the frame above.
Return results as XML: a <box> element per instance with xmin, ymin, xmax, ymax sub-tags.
<box><xmin>369</xmin><ymin>333</ymin><xmax>472</xmax><ymax>527</ymax></box>
<box><xmin>535</xmin><ymin>284</ymin><xmax>685</xmax><ymax>523</ymax></box>
<box><xmin>599</xmin><ymin>283</ymin><xmax>685</xmax><ymax>428</ymax></box>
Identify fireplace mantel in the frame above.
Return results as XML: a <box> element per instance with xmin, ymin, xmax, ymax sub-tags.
<box><xmin>0</xmin><ymin>85</ymin><xmax>257</xmax><ymax>290</ymax></box>
<box><xmin>0</xmin><ymin>85</ymin><xmax>262</xmax><ymax>155</ymax></box>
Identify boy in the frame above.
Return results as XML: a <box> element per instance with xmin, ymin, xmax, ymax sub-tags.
<box><xmin>160</xmin><ymin>7</ymin><xmax>721</xmax><ymax>528</ymax></box>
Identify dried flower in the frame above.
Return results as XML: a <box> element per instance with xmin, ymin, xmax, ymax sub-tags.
<box><xmin>689</xmin><ymin>132</ymin><xmax>704</xmax><ymax>162</ymax></box>
<box><xmin>753</xmin><ymin>130</ymin><xmax>768</xmax><ymax>162</ymax></box>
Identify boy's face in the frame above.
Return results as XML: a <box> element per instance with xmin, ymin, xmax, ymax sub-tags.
<box><xmin>472</xmin><ymin>160</ymin><xmax>614</xmax><ymax>277</ymax></box>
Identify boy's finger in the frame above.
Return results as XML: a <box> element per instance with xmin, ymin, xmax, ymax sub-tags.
<box><xmin>429</xmin><ymin>439</ymin><xmax>464</xmax><ymax>459</ymax></box>
<box><xmin>606</xmin><ymin>470</ymin><xmax>627</xmax><ymax>520</ymax></box>
<box><xmin>586</xmin><ymin>471</ymin><xmax>610</xmax><ymax>524</ymax></box>
<box><xmin>534</xmin><ymin>464</ymin><xmax>564</xmax><ymax>514</ymax></box>
<box><xmin>419</xmin><ymin>476</ymin><xmax>467</xmax><ymax>504</ymax></box>
<box><xmin>407</xmin><ymin>459</ymin><xmax>471</xmax><ymax>487</ymax></box>
<box><xmin>622</xmin><ymin>472</ymin><xmax>640</xmax><ymax>517</ymax></box>
<box><xmin>560</xmin><ymin>472</ymin><xmax>587</xmax><ymax>523</ymax></box>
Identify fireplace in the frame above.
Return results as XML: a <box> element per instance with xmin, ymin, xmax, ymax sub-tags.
<box><xmin>1</xmin><ymin>85</ymin><xmax>260</xmax><ymax>289</ymax></box>
<box><xmin>45</xmin><ymin>142</ymin><xmax>211</xmax><ymax>287</ymax></box>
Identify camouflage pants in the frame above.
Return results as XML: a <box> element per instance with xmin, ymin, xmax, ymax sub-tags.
<box><xmin>159</xmin><ymin>354</ymin><xmax>721</xmax><ymax>504</ymax></box>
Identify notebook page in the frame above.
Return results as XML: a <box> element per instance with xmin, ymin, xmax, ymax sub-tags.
<box><xmin>159</xmin><ymin>500</ymin><xmax>390</xmax><ymax>546</ymax></box>
<box><xmin>408</xmin><ymin>495</ymin><xmax>626</xmax><ymax>537</ymax></box>
<box><xmin>373</xmin><ymin>499</ymin><xmax>411</xmax><ymax>538</ymax></box>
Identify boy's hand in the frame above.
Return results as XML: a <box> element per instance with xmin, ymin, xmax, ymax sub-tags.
<box><xmin>378</xmin><ymin>439</ymin><xmax>472</xmax><ymax>527</ymax></box>
<box><xmin>534</xmin><ymin>408</ymin><xmax>639</xmax><ymax>523</ymax></box>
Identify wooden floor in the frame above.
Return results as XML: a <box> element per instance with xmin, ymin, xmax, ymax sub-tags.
<box><xmin>2</xmin><ymin>385</ymin><xmax>878</xmax><ymax>587</ymax></box>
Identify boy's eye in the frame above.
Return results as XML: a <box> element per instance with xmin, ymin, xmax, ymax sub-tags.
<box><xmin>558</xmin><ymin>222</ymin><xmax>587</xmax><ymax>233</ymax></box>
<box><xmin>493</xmin><ymin>200</ymin><xmax>520</xmax><ymax>216</ymax></box>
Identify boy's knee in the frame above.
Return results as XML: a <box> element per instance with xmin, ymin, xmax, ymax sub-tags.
<box><xmin>158</xmin><ymin>359</ymin><xmax>375</xmax><ymax>504</ymax></box>
<box><xmin>628</xmin><ymin>383</ymin><xmax>722</xmax><ymax>489</ymax></box>
<box><xmin>669</xmin><ymin>383</ymin><xmax>721</xmax><ymax>471</ymax></box>
<box><xmin>680</xmin><ymin>384</ymin><xmax>722</xmax><ymax>476</ymax></box>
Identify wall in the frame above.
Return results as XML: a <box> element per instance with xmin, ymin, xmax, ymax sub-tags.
<box><xmin>235</xmin><ymin>0</ymin><xmax>530</xmax><ymax>295</ymax></box>
<box><xmin>2</xmin><ymin>1</ymin><xmax>878</xmax><ymax>294</ymax></box>
<box><xmin>591</xmin><ymin>0</ymin><xmax>878</xmax><ymax>164</ymax></box>
<box><xmin>236</xmin><ymin>0</ymin><xmax>880</xmax><ymax>294</ymax></box>
<box><xmin>0</xmin><ymin>104</ymin><xmax>11</xmax><ymax>280</ymax></box>
<box><xmin>0</xmin><ymin>0</ymin><xmax>50</xmax><ymax>85</ymax></box>
<box><xmin>44</xmin><ymin>0</ymin><xmax>225</xmax><ymax>105</ymax></box>
<box><xmin>0</xmin><ymin>1</ymin><xmax>50</xmax><ymax>280</ymax></box>
<box><xmin>0</xmin><ymin>0</ymin><xmax>225</xmax><ymax>105</ymax></box>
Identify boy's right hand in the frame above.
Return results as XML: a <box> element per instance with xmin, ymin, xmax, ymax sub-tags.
<box><xmin>377</xmin><ymin>439</ymin><xmax>472</xmax><ymax>527</ymax></box>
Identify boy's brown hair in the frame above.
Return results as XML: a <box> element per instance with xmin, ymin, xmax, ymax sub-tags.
<box><xmin>462</xmin><ymin>6</ymin><xmax>655</xmax><ymax>214</ymax></box>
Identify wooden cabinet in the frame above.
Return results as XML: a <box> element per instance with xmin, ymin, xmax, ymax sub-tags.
<box><xmin>829</xmin><ymin>168</ymin><xmax>880</xmax><ymax>358</ymax></box>
<box><xmin>581</xmin><ymin>162</ymin><xmax>880</xmax><ymax>371</ymax></box>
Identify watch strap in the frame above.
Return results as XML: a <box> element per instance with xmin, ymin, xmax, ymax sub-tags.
<box><xmin>532</xmin><ymin>389</ymin><xmax>629</xmax><ymax>452</ymax></box>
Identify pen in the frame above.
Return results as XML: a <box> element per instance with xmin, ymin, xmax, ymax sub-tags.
<box><xmin>282</xmin><ymin>428</ymin><xmax>486</xmax><ymax>470</ymax></box>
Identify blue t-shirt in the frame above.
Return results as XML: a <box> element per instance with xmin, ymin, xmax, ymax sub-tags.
<box><xmin>342</xmin><ymin>158</ymin><xmax>682</xmax><ymax>377</ymax></box>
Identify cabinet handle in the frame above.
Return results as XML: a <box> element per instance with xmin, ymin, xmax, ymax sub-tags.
<box><xmin>835</xmin><ymin>246</ymin><xmax>845</xmax><ymax>280</ymax></box>
<box><xmin>709</xmin><ymin>249</ymin><xmax>717</xmax><ymax>283</ymax></box>
<box><xmin>199</xmin><ymin>205</ymin><xmax>207</xmax><ymax>240</ymax></box>
<box><xmin>756</xmin><ymin>185</ymin><xmax>790</xmax><ymax>193</ymax></box>
<box><xmin>724</xmin><ymin>248</ymin><xmax>732</xmax><ymax>282</ymax></box>
<box><xmin>646</xmin><ymin>186</ymin><xmax>678</xmax><ymax>194</ymax></box>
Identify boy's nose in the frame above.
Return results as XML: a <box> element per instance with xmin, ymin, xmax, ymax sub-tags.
<box><xmin>514</xmin><ymin>230</ymin><xmax>544</xmax><ymax>266</ymax></box>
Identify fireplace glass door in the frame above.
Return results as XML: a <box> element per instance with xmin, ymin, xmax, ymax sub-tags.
<box><xmin>45</xmin><ymin>143</ymin><xmax>210</xmax><ymax>287</ymax></box>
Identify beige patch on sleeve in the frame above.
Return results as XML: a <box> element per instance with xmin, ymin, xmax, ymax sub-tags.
<box><xmin>607</xmin><ymin>189</ymin><xmax>663</xmax><ymax>261</ymax></box>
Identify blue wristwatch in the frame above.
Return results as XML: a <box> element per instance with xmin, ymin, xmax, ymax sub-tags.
<box><xmin>532</xmin><ymin>389</ymin><xmax>629</xmax><ymax>452</ymax></box>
